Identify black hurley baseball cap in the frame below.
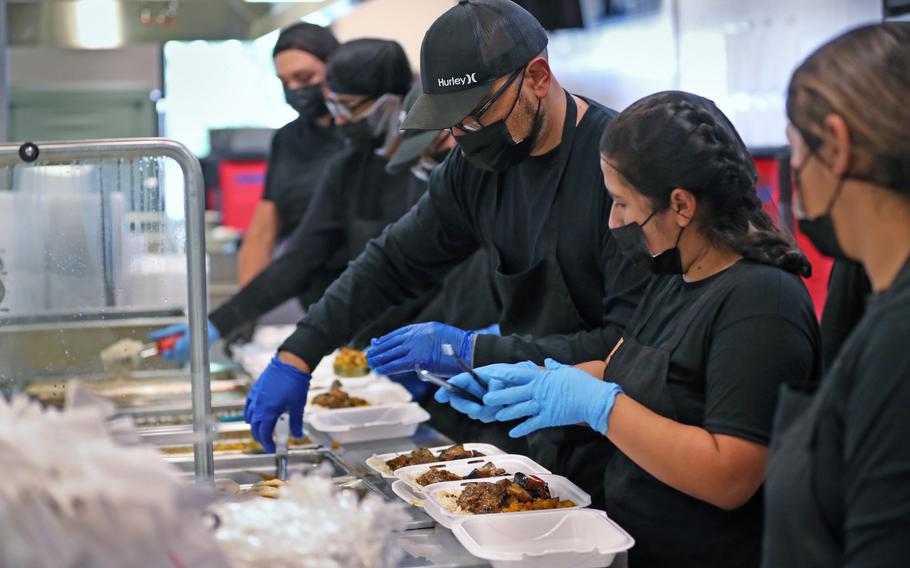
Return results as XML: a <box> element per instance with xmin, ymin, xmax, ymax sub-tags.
<box><xmin>401</xmin><ymin>0</ymin><xmax>548</xmax><ymax>131</ymax></box>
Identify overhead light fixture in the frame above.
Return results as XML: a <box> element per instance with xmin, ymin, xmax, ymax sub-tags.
<box><xmin>244</xmin><ymin>1</ymin><xmax>325</xmax><ymax>3</ymax></box>
<box><xmin>70</xmin><ymin>0</ymin><xmax>124</xmax><ymax>49</ymax></box>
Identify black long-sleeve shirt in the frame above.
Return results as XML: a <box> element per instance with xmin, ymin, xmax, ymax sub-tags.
<box><xmin>279</xmin><ymin>97</ymin><xmax>650</xmax><ymax>367</ymax></box>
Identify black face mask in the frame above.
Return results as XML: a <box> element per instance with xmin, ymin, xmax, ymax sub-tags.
<box><xmin>285</xmin><ymin>85</ymin><xmax>328</xmax><ymax>121</ymax></box>
<box><xmin>610</xmin><ymin>210</ymin><xmax>685</xmax><ymax>275</ymax></box>
<box><xmin>457</xmin><ymin>83</ymin><xmax>543</xmax><ymax>173</ymax></box>
<box><xmin>793</xmin><ymin>155</ymin><xmax>850</xmax><ymax>260</ymax></box>
<box><xmin>340</xmin><ymin>120</ymin><xmax>377</xmax><ymax>151</ymax></box>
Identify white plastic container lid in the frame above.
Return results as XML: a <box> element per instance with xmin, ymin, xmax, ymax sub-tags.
<box><xmin>305</xmin><ymin>380</ymin><xmax>412</xmax><ymax>414</ymax></box>
<box><xmin>422</xmin><ymin>474</ymin><xmax>591</xmax><ymax>529</ymax></box>
<box><xmin>394</xmin><ymin>454</ymin><xmax>551</xmax><ymax>496</ymax></box>
<box><xmin>365</xmin><ymin>443</ymin><xmax>507</xmax><ymax>478</ymax></box>
<box><xmin>451</xmin><ymin>508</ymin><xmax>634</xmax><ymax>568</ymax></box>
<box><xmin>306</xmin><ymin>403</ymin><xmax>429</xmax><ymax>444</ymax></box>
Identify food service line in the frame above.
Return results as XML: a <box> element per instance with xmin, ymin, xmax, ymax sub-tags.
<box><xmin>303</xmin><ymin>422</ymin><xmax>629</xmax><ymax>568</ymax></box>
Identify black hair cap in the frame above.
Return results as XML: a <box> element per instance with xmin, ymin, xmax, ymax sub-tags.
<box><xmin>326</xmin><ymin>38</ymin><xmax>413</xmax><ymax>98</ymax></box>
<box><xmin>272</xmin><ymin>22</ymin><xmax>340</xmax><ymax>63</ymax></box>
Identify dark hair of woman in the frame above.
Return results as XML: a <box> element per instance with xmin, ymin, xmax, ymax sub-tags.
<box><xmin>601</xmin><ymin>90</ymin><xmax>812</xmax><ymax>277</ymax></box>
<box><xmin>787</xmin><ymin>22</ymin><xmax>910</xmax><ymax>198</ymax></box>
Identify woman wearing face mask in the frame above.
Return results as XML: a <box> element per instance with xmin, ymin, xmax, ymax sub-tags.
<box><xmin>237</xmin><ymin>23</ymin><xmax>344</xmax><ymax>289</ymax></box>
<box><xmin>762</xmin><ymin>23</ymin><xmax>910</xmax><ymax>567</ymax></box>
<box><xmin>440</xmin><ymin>91</ymin><xmax>821</xmax><ymax>567</ymax></box>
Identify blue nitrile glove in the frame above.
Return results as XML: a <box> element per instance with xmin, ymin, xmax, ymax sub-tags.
<box><xmin>366</xmin><ymin>322</ymin><xmax>475</xmax><ymax>378</ymax></box>
<box><xmin>474</xmin><ymin>323</ymin><xmax>501</xmax><ymax>336</ymax></box>
<box><xmin>435</xmin><ymin>361</ymin><xmax>538</xmax><ymax>423</ymax></box>
<box><xmin>388</xmin><ymin>371</ymin><xmax>433</xmax><ymax>402</ymax></box>
<box><xmin>244</xmin><ymin>355</ymin><xmax>311</xmax><ymax>453</ymax></box>
<box><xmin>483</xmin><ymin>358</ymin><xmax>624</xmax><ymax>438</ymax></box>
<box><xmin>147</xmin><ymin>320</ymin><xmax>220</xmax><ymax>363</ymax></box>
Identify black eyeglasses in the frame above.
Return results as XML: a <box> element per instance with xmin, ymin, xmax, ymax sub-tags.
<box><xmin>447</xmin><ymin>68</ymin><xmax>524</xmax><ymax>133</ymax></box>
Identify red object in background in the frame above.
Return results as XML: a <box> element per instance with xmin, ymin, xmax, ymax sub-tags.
<box><xmin>218</xmin><ymin>160</ymin><xmax>268</xmax><ymax>232</ymax></box>
<box><xmin>753</xmin><ymin>154</ymin><xmax>833</xmax><ymax>319</ymax></box>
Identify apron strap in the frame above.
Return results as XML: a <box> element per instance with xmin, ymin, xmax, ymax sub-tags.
<box><xmin>543</xmin><ymin>91</ymin><xmax>579</xmax><ymax>251</ymax></box>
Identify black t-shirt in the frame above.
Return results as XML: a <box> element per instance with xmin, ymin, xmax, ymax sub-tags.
<box><xmin>820</xmin><ymin>259</ymin><xmax>871</xmax><ymax>372</ymax></box>
<box><xmin>609</xmin><ymin>261</ymin><xmax>821</xmax><ymax>568</ymax></box>
<box><xmin>763</xmin><ymin>256</ymin><xmax>910</xmax><ymax>568</ymax></box>
<box><xmin>279</xmin><ymin>96</ymin><xmax>651</xmax><ymax>367</ymax></box>
<box><xmin>629</xmin><ymin>261</ymin><xmax>821</xmax><ymax>444</ymax></box>
<box><xmin>493</xmin><ymin>145</ymin><xmax>560</xmax><ymax>273</ymax></box>
<box><xmin>262</xmin><ymin>115</ymin><xmax>343</xmax><ymax>238</ymax></box>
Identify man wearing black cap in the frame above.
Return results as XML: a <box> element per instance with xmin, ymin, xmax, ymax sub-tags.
<box><xmin>245</xmin><ymin>0</ymin><xmax>649</xmax><ymax>503</ymax></box>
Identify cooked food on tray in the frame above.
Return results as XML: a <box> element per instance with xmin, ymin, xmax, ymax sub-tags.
<box><xmin>311</xmin><ymin>380</ymin><xmax>370</xmax><ymax>409</ymax></box>
<box><xmin>159</xmin><ymin>436</ymin><xmax>312</xmax><ymax>455</ymax></box>
<box><xmin>332</xmin><ymin>347</ymin><xmax>370</xmax><ymax>377</ymax></box>
<box><xmin>385</xmin><ymin>444</ymin><xmax>484</xmax><ymax>472</ymax></box>
<box><xmin>415</xmin><ymin>461</ymin><xmax>507</xmax><ymax>486</ymax></box>
<box><xmin>441</xmin><ymin>473</ymin><xmax>575</xmax><ymax>515</ymax></box>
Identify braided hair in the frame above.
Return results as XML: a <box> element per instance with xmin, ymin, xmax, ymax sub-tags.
<box><xmin>600</xmin><ymin>91</ymin><xmax>811</xmax><ymax>277</ymax></box>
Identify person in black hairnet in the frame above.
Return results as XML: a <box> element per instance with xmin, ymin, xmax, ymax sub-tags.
<box><xmin>152</xmin><ymin>23</ymin><xmax>344</xmax><ymax>355</ymax></box>
<box><xmin>238</xmin><ymin>23</ymin><xmax>343</xmax><ymax>290</ymax></box>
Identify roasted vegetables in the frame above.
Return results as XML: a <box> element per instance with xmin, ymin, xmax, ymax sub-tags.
<box><xmin>311</xmin><ymin>380</ymin><xmax>370</xmax><ymax>409</ymax></box>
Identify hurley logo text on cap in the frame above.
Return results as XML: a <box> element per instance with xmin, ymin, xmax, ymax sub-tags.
<box><xmin>437</xmin><ymin>73</ymin><xmax>479</xmax><ymax>89</ymax></box>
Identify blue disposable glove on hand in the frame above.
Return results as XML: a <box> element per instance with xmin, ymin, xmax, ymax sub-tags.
<box><xmin>244</xmin><ymin>354</ymin><xmax>311</xmax><ymax>452</ymax></box>
<box><xmin>148</xmin><ymin>320</ymin><xmax>220</xmax><ymax>363</ymax></box>
<box><xmin>366</xmin><ymin>322</ymin><xmax>475</xmax><ymax>378</ymax></box>
<box><xmin>435</xmin><ymin>361</ymin><xmax>538</xmax><ymax>423</ymax></box>
<box><xmin>483</xmin><ymin>358</ymin><xmax>623</xmax><ymax>438</ymax></box>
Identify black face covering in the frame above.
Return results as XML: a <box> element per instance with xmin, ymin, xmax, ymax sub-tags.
<box><xmin>340</xmin><ymin>120</ymin><xmax>377</xmax><ymax>151</ymax></box>
<box><xmin>610</xmin><ymin>210</ymin><xmax>685</xmax><ymax>275</ymax></box>
<box><xmin>793</xmin><ymin>156</ymin><xmax>850</xmax><ymax>260</ymax></box>
<box><xmin>457</xmin><ymin>82</ymin><xmax>543</xmax><ymax>173</ymax></box>
<box><xmin>285</xmin><ymin>85</ymin><xmax>328</xmax><ymax>121</ymax></box>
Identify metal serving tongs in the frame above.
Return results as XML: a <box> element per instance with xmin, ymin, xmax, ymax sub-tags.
<box><xmin>100</xmin><ymin>335</ymin><xmax>182</xmax><ymax>372</ymax></box>
<box><xmin>274</xmin><ymin>413</ymin><xmax>290</xmax><ymax>481</ymax></box>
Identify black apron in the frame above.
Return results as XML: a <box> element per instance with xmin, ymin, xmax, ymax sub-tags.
<box><xmin>761</xmin><ymin>381</ymin><xmax>840</xmax><ymax>568</ymax></box>
<box><xmin>603</xmin><ymin>263</ymin><xmax>763</xmax><ymax>568</ymax></box>
<box><xmin>480</xmin><ymin>94</ymin><xmax>611</xmax><ymax>505</ymax></box>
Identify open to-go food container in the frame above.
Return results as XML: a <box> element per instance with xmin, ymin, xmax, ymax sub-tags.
<box><xmin>451</xmin><ymin>509</ymin><xmax>634</xmax><ymax>568</ymax></box>
<box><xmin>423</xmin><ymin>474</ymin><xmax>591</xmax><ymax>529</ymax></box>
<box><xmin>306</xmin><ymin>403</ymin><xmax>430</xmax><ymax>444</ymax></box>
<box><xmin>310</xmin><ymin>349</ymin><xmax>377</xmax><ymax>387</ymax></box>
<box><xmin>391</xmin><ymin>479</ymin><xmax>426</xmax><ymax>507</ymax></box>
<box><xmin>394</xmin><ymin>454</ymin><xmax>551</xmax><ymax>496</ymax></box>
<box><xmin>305</xmin><ymin>380</ymin><xmax>412</xmax><ymax>413</ymax></box>
<box><xmin>365</xmin><ymin>443</ymin><xmax>507</xmax><ymax>478</ymax></box>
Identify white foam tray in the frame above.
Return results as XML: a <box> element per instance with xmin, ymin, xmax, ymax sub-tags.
<box><xmin>391</xmin><ymin>479</ymin><xmax>426</xmax><ymax>507</ymax></box>
<box><xmin>423</xmin><ymin>474</ymin><xmax>592</xmax><ymax>529</ymax></box>
<box><xmin>306</xmin><ymin>403</ymin><xmax>429</xmax><ymax>444</ymax></box>
<box><xmin>394</xmin><ymin>454</ymin><xmax>551</xmax><ymax>496</ymax></box>
<box><xmin>305</xmin><ymin>380</ymin><xmax>412</xmax><ymax>414</ymax></box>
<box><xmin>365</xmin><ymin>443</ymin><xmax>507</xmax><ymax>479</ymax></box>
<box><xmin>451</xmin><ymin>508</ymin><xmax>634</xmax><ymax>568</ymax></box>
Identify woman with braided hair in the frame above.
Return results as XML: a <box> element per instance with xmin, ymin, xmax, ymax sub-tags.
<box><xmin>439</xmin><ymin>90</ymin><xmax>821</xmax><ymax>567</ymax></box>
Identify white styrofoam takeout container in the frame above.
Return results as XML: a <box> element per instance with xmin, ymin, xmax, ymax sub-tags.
<box><xmin>391</xmin><ymin>479</ymin><xmax>426</xmax><ymax>507</ymax></box>
<box><xmin>365</xmin><ymin>443</ymin><xmax>507</xmax><ymax>478</ymax></box>
<box><xmin>305</xmin><ymin>380</ymin><xmax>412</xmax><ymax>413</ymax></box>
<box><xmin>306</xmin><ymin>403</ymin><xmax>429</xmax><ymax>444</ymax></box>
<box><xmin>310</xmin><ymin>349</ymin><xmax>380</xmax><ymax>388</ymax></box>
<box><xmin>451</xmin><ymin>508</ymin><xmax>634</xmax><ymax>568</ymax></box>
<box><xmin>422</xmin><ymin>474</ymin><xmax>592</xmax><ymax>529</ymax></box>
<box><xmin>394</xmin><ymin>454</ymin><xmax>551</xmax><ymax>496</ymax></box>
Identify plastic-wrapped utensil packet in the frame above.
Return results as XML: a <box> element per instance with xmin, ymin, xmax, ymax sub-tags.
<box><xmin>212</xmin><ymin>467</ymin><xmax>410</xmax><ymax>568</ymax></box>
<box><xmin>0</xmin><ymin>394</ymin><xmax>228</xmax><ymax>568</ymax></box>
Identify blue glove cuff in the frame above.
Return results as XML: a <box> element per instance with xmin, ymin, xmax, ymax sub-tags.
<box><xmin>588</xmin><ymin>382</ymin><xmax>623</xmax><ymax>435</ymax></box>
<box><xmin>460</xmin><ymin>330</ymin><xmax>477</xmax><ymax>368</ymax></box>
<box><xmin>270</xmin><ymin>355</ymin><xmax>312</xmax><ymax>383</ymax></box>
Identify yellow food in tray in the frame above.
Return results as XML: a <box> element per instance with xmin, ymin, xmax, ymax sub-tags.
<box><xmin>158</xmin><ymin>436</ymin><xmax>312</xmax><ymax>455</ymax></box>
<box><xmin>333</xmin><ymin>348</ymin><xmax>370</xmax><ymax>377</ymax></box>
